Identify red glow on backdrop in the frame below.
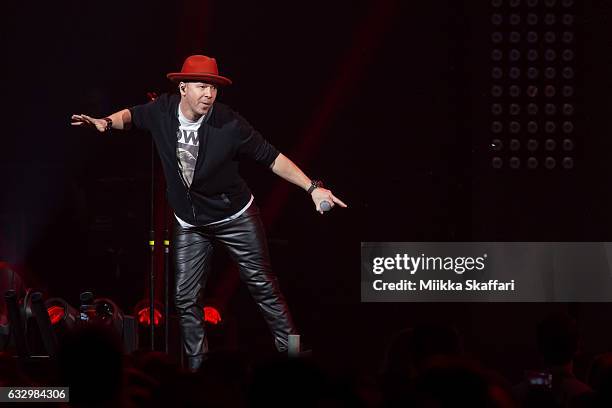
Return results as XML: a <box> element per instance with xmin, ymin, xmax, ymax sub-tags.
<box><xmin>47</xmin><ymin>305</ymin><xmax>65</xmax><ymax>325</ymax></box>
<box><xmin>212</xmin><ymin>1</ymin><xmax>398</xmax><ymax>312</ymax></box>
<box><xmin>137</xmin><ymin>307</ymin><xmax>163</xmax><ymax>326</ymax></box>
<box><xmin>262</xmin><ymin>0</ymin><xmax>396</xmax><ymax>222</ymax></box>
<box><xmin>204</xmin><ymin>306</ymin><xmax>222</xmax><ymax>325</ymax></box>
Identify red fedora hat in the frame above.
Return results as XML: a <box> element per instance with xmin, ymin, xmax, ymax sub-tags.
<box><xmin>166</xmin><ymin>55</ymin><xmax>232</xmax><ymax>86</ymax></box>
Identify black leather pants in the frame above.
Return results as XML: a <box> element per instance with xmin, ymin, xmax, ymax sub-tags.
<box><xmin>173</xmin><ymin>203</ymin><xmax>297</xmax><ymax>370</ymax></box>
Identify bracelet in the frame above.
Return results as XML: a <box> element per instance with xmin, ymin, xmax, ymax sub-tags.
<box><xmin>102</xmin><ymin>117</ymin><xmax>113</xmax><ymax>131</ymax></box>
<box><xmin>307</xmin><ymin>180</ymin><xmax>323</xmax><ymax>195</ymax></box>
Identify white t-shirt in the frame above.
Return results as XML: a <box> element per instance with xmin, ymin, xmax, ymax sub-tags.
<box><xmin>176</xmin><ymin>102</ymin><xmax>205</xmax><ymax>187</ymax></box>
<box><xmin>174</xmin><ymin>104</ymin><xmax>253</xmax><ymax>228</ymax></box>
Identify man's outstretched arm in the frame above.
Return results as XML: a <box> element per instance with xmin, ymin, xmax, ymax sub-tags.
<box><xmin>270</xmin><ymin>153</ymin><xmax>348</xmax><ymax>214</ymax></box>
<box><xmin>70</xmin><ymin>109</ymin><xmax>132</xmax><ymax>132</ymax></box>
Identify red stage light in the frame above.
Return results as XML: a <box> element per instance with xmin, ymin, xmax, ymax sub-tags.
<box><xmin>137</xmin><ymin>307</ymin><xmax>163</xmax><ymax>326</ymax></box>
<box><xmin>134</xmin><ymin>303</ymin><xmax>220</xmax><ymax>325</ymax></box>
<box><xmin>204</xmin><ymin>306</ymin><xmax>221</xmax><ymax>325</ymax></box>
<box><xmin>47</xmin><ymin>305</ymin><xmax>65</xmax><ymax>325</ymax></box>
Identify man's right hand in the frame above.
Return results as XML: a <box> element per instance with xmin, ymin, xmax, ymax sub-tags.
<box><xmin>71</xmin><ymin>114</ymin><xmax>107</xmax><ymax>132</ymax></box>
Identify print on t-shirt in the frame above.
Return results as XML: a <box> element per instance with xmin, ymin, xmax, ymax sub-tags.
<box><xmin>177</xmin><ymin>128</ymin><xmax>199</xmax><ymax>186</ymax></box>
<box><xmin>176</xmin><ymin>106</ymin><xmax>206</xmax><ymax>187</ymax></box>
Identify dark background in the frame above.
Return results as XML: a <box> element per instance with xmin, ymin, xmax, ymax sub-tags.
<box><xmin>2</xmin><ymin>0</ymin><xmax>612</xmax><ymax>381</ymax></box>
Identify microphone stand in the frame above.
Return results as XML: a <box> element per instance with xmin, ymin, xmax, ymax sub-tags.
<box><xmin>147</xmin><ymin>92</ymin><xmax>158</xmax><ymax>351</ymax></box>
<box><xmin>148</xmin><ymin>136</ymin><xmax>155</xmax><ymax>350</ymax></box>
<box><xmin>164</xmin><ymin>225</ymin><xmax>170</xmax><ymax>353</ymax></box>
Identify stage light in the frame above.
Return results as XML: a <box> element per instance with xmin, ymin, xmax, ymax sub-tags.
<box><xmin>527</xmin><ymin>49</ymin><xmax>539</xmax><ymax>61</ymax></box>
<box><xmin>134</xmin><ymin>299</ymin><xmax>163</xmax><ymax>327</ymax></box>
<box><xmin>92</xmin><ymin>298</ymin><xmax>124</xmax><ymax>334</ymax></box>
<box><xmin>136</xmin><ymin>307</ymin><xmax>162</xmax><ymax>326</ymax></box>
<box><xmin>509</xmin><ymin>85</ymin><xmax>520</xmax><ymax>97</ymax></box>
<box><xmin>45</xmin><ymin>298</ymin><xmax>78</xmax><ymax>329</ymax></box>
<box><xmin>89</xmin><ymin>297</ymin><xmax>137</xmax><ymax>353</ymax></box>
<box><xmin>527</xmin><ymin>121</ymin><xmax>538</xmax><ymax>133</ymax></box>
<box><xmin>491</xmin><ymin>121</ymin><xmax>503</xmax><ymax>134</ymax></box>
<box><xmin>527</xmin><ymin>85</ymin><xmax>538</xmax><ymax>98</ymax></box>
<box><xmin>488</xmin><ymin>0</ymin><xmax>576</xmax><ymax>171</ymax></box>
<box><xmin>510</xmin><ymin>157</ymin><xmax>521</xmax><ymax>169</ymax></box>
<box><xmin>48</xmin><ymin>306</ymin><xmax>64</xmax><ymax>325</ymax></box>
<box><xmin>204</xmin><ymin>306</ymin><xmax>222</xmax><ymax>325</ymax></box>
<box><xmin>79</xmin><ymin>291</ymin><xmax>94</xmax><ymax>322</ymax></box>
<box><xmin>134</xmin><ymin>300</ymin><xmax>222</xmax><ymax>327</ymax></box>
<box><xmin>509</xmin><ymin>121</ymin><xmax>520</xmax><ymax>133</ymax></box>
<box><xmin>7</xmin><ymin>292</ymin><xmax>76</xmax><ymax>357</ymax></box>
<box><xmin>562</xmin><ymin>157</ymin><xmax>574</xmax><ymax>169</ymax></box>
<box><xmin>527</xmin><ymin>31</ymin><xmax>538</xmax><ymax>43</ymax></box>
<box><xmin>563</xmin><ymin>139</ymin><xmax>574</xmax><ymax>151</ymax></box>
<box><xmin>527</xmin><ymin>13</ymin><xmax>538</xmax><ymax>25</ymax></box>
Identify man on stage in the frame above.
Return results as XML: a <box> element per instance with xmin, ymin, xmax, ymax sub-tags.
<box><xmin>71</xmin><ymin>54</ymin><xmax>347</xmax><ymax>370</ymax></box>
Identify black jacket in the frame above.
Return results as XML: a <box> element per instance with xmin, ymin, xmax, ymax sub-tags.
<box><xmin>129</xmin><ymin>93</ymin><xmax>279</xmax><ymax>225</ymax></box>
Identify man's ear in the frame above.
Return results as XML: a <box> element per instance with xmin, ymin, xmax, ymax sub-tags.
<box><xmin>179</xmin><ymin>82</ymin><xmax>186</xmax><ymax>94</ymax></box>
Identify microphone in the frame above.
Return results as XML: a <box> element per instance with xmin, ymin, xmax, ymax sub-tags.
<box><xmin>320</xmin><ymin>200</ymin><xmax>332</xmax><ymax>212</ymax></box>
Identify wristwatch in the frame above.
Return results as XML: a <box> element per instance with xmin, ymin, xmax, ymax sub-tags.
<box><xmin>307</xmin><ymin>180</ymin><xmax>323</xmax><ymax>194</ymax></box>
<box><xmin>102</xmin><ymin>117</ymin><xmax>113</xmax><ymax>131</ymax></box>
